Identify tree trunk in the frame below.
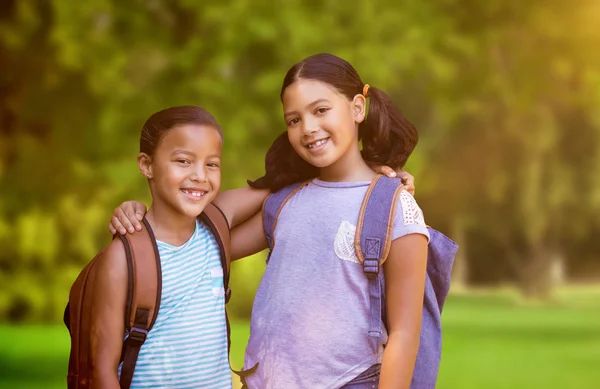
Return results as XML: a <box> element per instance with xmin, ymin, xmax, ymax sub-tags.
<box><xmin>518</xmin><ymin>245</ymin><xmax>563</xmax><ymax>301</ymax></box>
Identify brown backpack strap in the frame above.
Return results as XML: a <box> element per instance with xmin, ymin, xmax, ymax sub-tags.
<box><xmin>118</xmin><ymin>218</ymin><xmax>161</xmax><ymax>389</ymax></box>
<box><xmin>199</xmin><ymin>202</ymin><xmax>231</xmax><ymax>281</ymax></box>
<box><xmin>198</xmin><ymin>202</ymin><xmax>233</xmax><ymax>356</ymax></box>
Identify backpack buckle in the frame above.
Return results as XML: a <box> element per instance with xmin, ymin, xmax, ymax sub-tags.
<box><xmin>363</xmin><ymin>258</ymin><xmax>379</xmax><ymax>276</ymax></box>
<box><xmin>127</xmin><ymin>326</ymin><xmax>148</xmax><ymax>346</ymax></box>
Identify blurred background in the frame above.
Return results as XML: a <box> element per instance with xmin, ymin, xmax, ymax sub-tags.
<box><xmin>1</xmin><ymin>0</ymin><xmax>599</xmax><ymax>388</ymax></box>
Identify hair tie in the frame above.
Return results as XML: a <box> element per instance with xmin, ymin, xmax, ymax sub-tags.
<box><xmin>362</xmin><ymin>84</ymin><xmax>370</xmax><ymax>98</ymax></box>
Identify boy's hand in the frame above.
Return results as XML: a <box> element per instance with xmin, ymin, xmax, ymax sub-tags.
<box><xmin>373</xmin><ymin>166</ymin><xmax>416</xmax><ymax>196</ymax></box>
<box><xmin>109</xmin><ymin>201</ymin><xmax>147</xmax><ymax>235</ymax></box>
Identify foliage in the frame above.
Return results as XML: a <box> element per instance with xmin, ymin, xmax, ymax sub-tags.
<box><xmin>1</xmin><ymin>0</ymin><xmax>599</xmax><ymax>321</ymax></box>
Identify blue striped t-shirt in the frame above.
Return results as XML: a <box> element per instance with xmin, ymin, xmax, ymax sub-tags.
<box><xmin>119</xmin><ymin>220</ymin><xmax>231</xmax><ymax>388</ymax></box>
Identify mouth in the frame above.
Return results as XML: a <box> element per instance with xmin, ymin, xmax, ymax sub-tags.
<box><xmin>305</xmin><ymin>137</ymin><xmax>330</xmax><ymax>152</ymax></box>
<box><xmin>180</xmin><ymin>188</ymin><xmax>208</xmax><ymax>200</ymax></box>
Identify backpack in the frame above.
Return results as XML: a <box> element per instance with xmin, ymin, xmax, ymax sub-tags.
<box><xmin>64</xmin><ymin>203</ymin><xmax>232</xmax><ymax>389</ymax></box>
<box><xmin>263</xmin><ymin>174</ymin><xmax>458</xmax><ymax>389</ymax></box>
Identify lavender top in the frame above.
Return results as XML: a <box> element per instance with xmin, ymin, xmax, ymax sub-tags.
<box><xmin>243</xmin><ymin>179</ymin><xmax>430</xmax><ymax>389</ymax></box>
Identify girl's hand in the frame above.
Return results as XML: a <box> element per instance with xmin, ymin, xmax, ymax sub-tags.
<box><xmin>108</xmin><ymin>201</ymin><xmax>147</xmax><ymax>235</ymax></box>
<box><xmin>373</xmin><ymin>166</ymin><xmax>416</xmax><ymax>196</ymax></box>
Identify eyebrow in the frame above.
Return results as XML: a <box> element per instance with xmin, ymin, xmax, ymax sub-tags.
<box><xmin>284</xmin><ymin>98</ymin><xmax>331</xmax><ymax>119</ymax></box>
<box><xmin>171</xmin><ymin>150</ymin><xmax>221</xmax><ymax>159</ymax></box>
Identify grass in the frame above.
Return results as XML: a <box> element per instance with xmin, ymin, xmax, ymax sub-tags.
<box><xmin>1</xmin><ymin>288</ymin><xmax>598</xmax><ymax>389</ymax></box>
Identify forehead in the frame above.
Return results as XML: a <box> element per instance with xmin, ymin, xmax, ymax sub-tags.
<box><xmin>282</xmin><ymin>79</ymin><xmax>346</xmax><ymax>108</ymax></box>
<box><xmin>157</xmin><ymin>124</ymin><xmax>222</xmax><ymax>154</ymax></box>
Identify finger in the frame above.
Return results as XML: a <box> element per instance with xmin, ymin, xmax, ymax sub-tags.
<box><xmin>396</xmin><ymin>170</ymin><xmax>414</xmax><ymax>185</ymax></box>
<box><xmin>126</xmin><ymin>210</ymin><xmax>142</xmax><ymax>231</ymax></box>
<box><xmin>109</xmin><ymin>225</ymin><xmax>117</xmax><ymax>235</ymax></box>
<box><xmin>116</xmin><ymin>208</ymin><xmax>136</xmax><ymax>234</ymax></box>
<box><xmin>111</xmin><ymin>215</ymin><xmax>127</xmax><ymax>235</ymax></box>
<box><xmin>133</xmin><ymin>203</ymin><xmax>146</xmax><ymax>222</ymax></box>
<box><xmin>125</xmin><ymin>205</ymin><xmax>143</xmax><ymax>231</ymax></box>
<box><xmin>405</xmin><ymin>181</ymin><xmax>416</xmax><ymax>196</ymax></box>
<box><xmin>381</xmin><ymin>166</ymin><xmax>397</xmax><ymax>178</ymax></box>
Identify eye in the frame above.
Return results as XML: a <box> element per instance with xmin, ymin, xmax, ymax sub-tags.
<box><xmin>207</xmin><ymin>162</ymin><xmax>220</xmax><ymax>169</ymax></box>
<box><xmin>176</xmin><ymin>159</ymin><xmax>191</xmax><ymax>165</ymax></box>
<box><xmin>315</xmin><ymin>107</ymin><xmax>329</xmax><ymax>115</ymax></box>
<box><xmin>287</xmin><ymin>117</ymin><xmax>300</xmax><ymax>126</ymax></box>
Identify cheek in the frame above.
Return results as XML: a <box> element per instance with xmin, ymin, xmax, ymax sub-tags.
<box><xmin>287</xmin><ymin>130</ymin><xmax>304</xmax><ymax>154</ymax></box>
<box><xmin>209</xmin><ymin>170</ymin><xmax>221</xmax><ymax>190</ymax></box>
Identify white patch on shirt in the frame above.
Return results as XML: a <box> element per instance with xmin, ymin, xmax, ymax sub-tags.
<box><xmin>210</xmin><ymin>267</ymin><xmax>224</xmax><ymax>297</ymax></box>
<box><xmin>334</xmin><ymin>221</ymin><xmax>359</xmax><ymax>263</ymax></box>
<box><xmin>400</xmin><ymin>190</ymin><xmax>426</xmax><ymax>226</ymax></box>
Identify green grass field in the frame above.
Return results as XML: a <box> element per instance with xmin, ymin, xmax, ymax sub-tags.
<box><xmin>1</xmin><ymin>289</ymin><xmax>598</xmax><ymax>389</ymax></box>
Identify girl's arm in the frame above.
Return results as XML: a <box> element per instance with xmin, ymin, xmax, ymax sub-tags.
<box><xmin>212</xmin><ymin>187</ymin><xmax>269</xmax><ymax>228</ymax></box>
<box><xmin>108</xmin><ymin>187</ymin><xmax>269</xmax><ymax>235</ymax></box>
<box><xmin>90</xmin><ymin>239</ymin><xmax>129</xmax><ymax>388</ymax></box>
<box><xmin>107</xmin><ymin>169</ymin><xmax>410</xmax><ymax>235</ymax></box>
<box><xmin>378</xmin><ymin>233</ymin><xmax>428</xmax><ymax>389</ymax></box>
<box><xmin>230</xmin><ymin>211</ymin><xmax>268</xmax><ymax>260</ymax></box>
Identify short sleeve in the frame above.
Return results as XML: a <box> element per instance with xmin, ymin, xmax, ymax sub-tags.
<box><xmin>392</xmin><ymin>190</ymin><xmax>430</xmax><ymax>242</ymax></box>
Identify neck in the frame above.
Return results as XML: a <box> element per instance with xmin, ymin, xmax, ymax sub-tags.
<box><xmin>145</xmin><ymin>204</ymin><xmax>197</xmax><ymax>246</ymax></box>
<box><xmin>318</xmin><ymin>144</ymin><xmax>376</xmax><ymax>182</ymax></box>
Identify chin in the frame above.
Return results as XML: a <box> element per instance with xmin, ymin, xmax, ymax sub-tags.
<box><xmin>302</xmin><ymin>153</ymin><xmax>338</xmax><ymax>169</ymax></box>
<box><xmin>177</xmin><ymin>202</ymin><xmax>208</xmax><ymax>218</ymax></box>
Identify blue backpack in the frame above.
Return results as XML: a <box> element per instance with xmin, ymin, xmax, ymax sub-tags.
<box><xmin>263</xmin><ymin>174</ymin><xmax>458</xmax><ymax>389</ymax></box>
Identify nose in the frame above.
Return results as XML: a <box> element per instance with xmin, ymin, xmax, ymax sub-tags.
<box><xmin>190</xmin><ymin>164</ymin><xmax>207</xmax><ymax>182</ymax></box>
<box><xmin>302</xmin><ymin>116</ymin><xmax>319</xmax><ymax>136</ymax></box>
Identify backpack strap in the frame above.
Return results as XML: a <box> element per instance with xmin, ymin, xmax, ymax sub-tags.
<box><xmin>198</xmin><ymin>202</ymin><xmax>233</xmax><ymax>356</ymax></box>
<box><xmin>262</xmin><ymin>181</ymin><xmax>310</xmax><ymax>261</ymax></box>
<box><xmin>354</xmin><ymin>174</ymin><xmax>405</xmax><ymax>349</ymax></box>
<box><xmin>118</xmin><ymin>218</ymin><xmax>161</xmax><ymax>389</ymax></box>
<box><xmin>199</xmin><ymin>202</ymin><xmax>231</xmax><ymax>302</ymax></box>
<box><xmin>354</xmin><ymin>174</ymin><xmax>405</xmax><ymax>268</ymax></box>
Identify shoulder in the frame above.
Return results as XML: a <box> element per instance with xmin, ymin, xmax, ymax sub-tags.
<box><xmin>392</xmin><ymin>190</ymin><xmax>430</xmax><ymax>242</ymax></box>
<box><xmin>95</xmin><ymin>237</ymin><xmax>128</xmax><ymax>284</ymax></box>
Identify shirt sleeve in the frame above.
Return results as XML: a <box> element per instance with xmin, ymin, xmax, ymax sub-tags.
<box><xmin>392</xmin><ymin>190</ymin><xmax>430</xmax><ymax>243</ymax></box>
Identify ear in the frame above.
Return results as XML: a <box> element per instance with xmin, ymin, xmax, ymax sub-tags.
<box><xmin>137</xmin><ymin>152</ymin><xmax>153</xmax><ymax>179</ymax></box>
<box><xmin>351</xmin><ymin>94</ymin><xmax>367</xmax><ymax>124</ymax></box>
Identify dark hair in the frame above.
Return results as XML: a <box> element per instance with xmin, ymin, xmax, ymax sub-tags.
<box><xmin>249</xmin><ymin>53</ymin><xmax>418</xmax><ymax>191</ymax></box>
<box><xmin>140</xmin><ymin>105</ymin><xmax>223</xmax><ymax>156</ymax></box>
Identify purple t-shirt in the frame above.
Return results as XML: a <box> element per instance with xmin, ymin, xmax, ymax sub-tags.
<box><xmin>244</xmin><ymin>179</ymin><xmax>430</xmax><ymax>389</ymax></box>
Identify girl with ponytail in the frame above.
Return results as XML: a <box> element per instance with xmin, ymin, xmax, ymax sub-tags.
<box><xmin>234</xmin><ymin>53</ymin><xmax>429</xmax><ymax>389</ymax></box>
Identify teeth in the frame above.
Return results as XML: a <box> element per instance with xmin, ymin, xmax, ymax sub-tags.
<box><xmin>308</xmin><ymin>139</ymin><xmax>327</xmax><ymax>149</ymax></box>
<box><xmin>182</xmin><ymin>189</ymin><xmax>206</xmax><ymax>198</ymax></box>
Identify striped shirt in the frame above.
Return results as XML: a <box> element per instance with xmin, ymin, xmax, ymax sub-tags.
<box><xmin>119</xmin><ymin>220</ymin><xmax>231</xmax><ymax>388</ymax></box>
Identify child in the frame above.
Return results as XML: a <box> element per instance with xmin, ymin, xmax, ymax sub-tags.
<box><xmin>231</xmin><ymin>53</ymin><xmax>429</xmax><ymax>389</ymax></box>
<box><xmin>87</xmin><ymin>106</ymin><xmax>268</xmax><ymax>389</ymax></box>
<box><xmin>110</xmin><ymin>54</ymin><xmax>428</xmax><ymax>389</ymax></box>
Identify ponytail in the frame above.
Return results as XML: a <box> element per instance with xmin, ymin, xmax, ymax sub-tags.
<box><xmin>359</xmin><ymin>86</ymin><xmax>418</xmax><ymax>169</ymax></box>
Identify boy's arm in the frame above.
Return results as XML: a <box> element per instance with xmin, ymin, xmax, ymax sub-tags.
<box><xmin>230</xmin><ymin>211</ymin><xmax>268</xmax><ymax>260</ymax></box>
<box><xmin>378</xmin><ymin>234</ymin><xmax>428</xmax><ymax>389</ymax></box>
<box><xmin>90</xmin><ymin>239</ymin><xmax>128</xmax><ymax>388</ymax></box>
<box><xmin>212</xmin><ymin>187</ymin><xmax>270</xmax><ymax>228</ymax></box>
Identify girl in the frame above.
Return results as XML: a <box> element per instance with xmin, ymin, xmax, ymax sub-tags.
<box><xmin>111</xmin><ymin>54</ymin><xmax>428</xmax><ymax>389</ymax></box>
<box><xmin>233</xmin><ymin>53</ymin><xmax>429</xmax><ymax>389</ymax></box>
<box><xmin>90</xmin><ymin>106</ymin><xmax>268</xmax><ymax>389</ymax></box>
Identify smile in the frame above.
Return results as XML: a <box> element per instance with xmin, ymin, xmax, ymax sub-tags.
<box><xmin>306</xmin><ymin>138</ymin><xmax>329</xmax><ymax>150</ymax></box>
<box><xmin>180</xmin><ymin>189</ymin><xmax>207</xmax><ymax>199</ymax></box>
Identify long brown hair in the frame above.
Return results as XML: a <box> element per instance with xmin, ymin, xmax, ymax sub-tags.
<box><xmin>249</xmin><ymin>53</ymin><xmax>418</xmax><ymax>191</ymax></box>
